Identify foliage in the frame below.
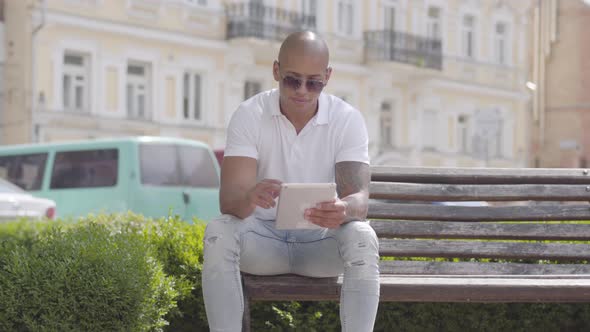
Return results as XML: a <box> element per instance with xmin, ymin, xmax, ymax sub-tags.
<box><xmin>2</xmin><ymin>215</ymin><xmax>590</xmax><ymax>331</ymax></box>
<box><xmin>0</xmin><ymin>217</ymin><xmax>177</xmax><ymax>331</ymax></box>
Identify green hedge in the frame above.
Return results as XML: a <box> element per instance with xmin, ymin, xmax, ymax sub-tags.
<box><xmin>1</xmin><ymin>215</ymin><xmax>590</xmax><ymax>331</ymax></box>
<box><xmin>0</xmin><ymin>216</ymin><xmax>177</xmax><ymax>331</ymax></box>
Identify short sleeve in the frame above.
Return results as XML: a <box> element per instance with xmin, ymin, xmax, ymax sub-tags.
<box><xmin>335</xmin><ymin>110</ymin><xmax>370</xmax><ymax>164</ymax></box>
<box><xmin>224</xmin><ymin>106</ymin><xmax>259</xmax><ymax>159</ymax></box>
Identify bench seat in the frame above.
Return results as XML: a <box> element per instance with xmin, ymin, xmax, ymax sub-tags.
<box><xmin>241</xmin><ymin>166</ymin><xmax>590</xmax><ymax>331</ymax></box>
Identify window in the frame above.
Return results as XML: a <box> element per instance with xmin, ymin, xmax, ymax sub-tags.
<box><xmin>462</xmin><ymin>15</ymin><xmax>476</xmax><ymax>59</ymax></box>
<box><xmin>472</xmin><ymin>109</ymin><xmax>503</xmax><ymax>160</ymax></box>
<box><xmin>383</xmin><ymin>5</ymin><xmax>396</xmax><ymax>31</ymax></box>
<box><xmin>186</xmin><ymin>0</ymin><xmax>207</xmax><ymax>5</ymax></box>
<box><xmin>426</xmin><ymin>6</ymin><xmax>441</xmax><ymax>40</ymax></box>
<box><xmin>127</xmin><ymin>61</ymin><xmax>151</xmax><ymax>120</ymax></box>
<box><xmin>301</xmin><ymin>0</ymin><xmax>317</xmax><ymax>27</ymax></box>
<box><xmin>380</xmin><ymin>101</ymin><xmax>394</xmax><ymax>147</ymax></box>
<box><xmin>139</xmin><ymin>143</ymin><xmax>219</xmax><ymax>188</ymax></box>
<box><xmin>178</xmin><ymin>145</ymin><xmax>219</xmax><ymax>187</ymax></box>
<box><xmin>0</xmin><ymin>153</ymin><xmax>48</xmax><ymax>190</ymax></box>
<box><xmin>183</xmin><ymin>72</ymin><xmax>202</xmax><ymax>121</ymax></box>
<box><xmin>457</xmin><ymin>114</ymin><xmax>471</xmax><ymax>154</ymax></box>
<box><xmin>244</xmin><ymin>80</ymin><xmax>262</xmax><ymax>100</ymax></box>
<box><xmin>337</xmin><ymin>0</ymin><xmax>353</xmax><ymax>35</ymax></box>
<box><xmin>494</xmin><ymin>22</ymin><xmax>508</xmax><ymax>65</ymax></box>
<box><xmin>422</xmin><ymin>109</ymin><xmax>438</xmax><ymax>150</ymax></box>
<box><xmin>50</xmin><ymin>149</ymin><xmax>118</xmax><ymax>189</ymax></box>
<box><xmin>301</xmin><ymin>0</ymin><xmax>317</xmax><ymax>14</ymax></box>
<box><xmin>493</xmin><ymin>117</ymin><xmax>504</xmax><ymax>157</ymax></box>
<box><xmin>63</xmin><ymin>52</ymin><xmax>90</xmax><ymax>112</ymax></box>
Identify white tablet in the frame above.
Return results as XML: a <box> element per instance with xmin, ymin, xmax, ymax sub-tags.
<box><xmin>275</xmin><ymin>183</ymin><xmax>337</xmax><ymax>230</ymax></box>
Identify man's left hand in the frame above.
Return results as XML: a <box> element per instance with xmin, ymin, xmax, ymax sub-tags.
<box><xmin>304</xmin><ymin>198</ymin><xmax>348</xmax><ymax>229</ymax></box>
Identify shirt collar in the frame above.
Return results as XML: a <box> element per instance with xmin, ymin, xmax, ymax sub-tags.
<box><xmin>269</xmin><ymin>89</ymin><xmax>329</xmax><ymax>126</ymax></box>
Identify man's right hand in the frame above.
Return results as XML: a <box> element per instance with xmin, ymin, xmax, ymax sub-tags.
<box><xmin>247</xmin><ymin>179</ymin><xmax>282</xmax><ymax>209</ymax></box>
<box><xmin>220</xmin><ymin>156</ymin><xmax>280</xmax><ymax>219</ymax></box>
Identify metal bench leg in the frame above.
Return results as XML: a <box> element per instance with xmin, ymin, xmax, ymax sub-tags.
<box><xmin>242</xmin><ymin>275</ymin><xmax>251</xmax><ymax>332</ymax></box>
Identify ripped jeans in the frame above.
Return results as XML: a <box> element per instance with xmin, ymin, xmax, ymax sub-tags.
<box><xmin>202</xmin><ymin>214</ymin><xmax>380</xmax><ymax>332</ymax></box>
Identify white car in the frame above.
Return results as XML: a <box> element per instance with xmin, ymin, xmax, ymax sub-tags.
<box><xmin>0</xmin><ymin>178</ymin><xmax>56</xmax><ymax>221</ymax></box>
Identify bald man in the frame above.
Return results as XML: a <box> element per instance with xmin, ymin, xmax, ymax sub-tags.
<box><xmin>202</xmin><ymin>31</ymin><xmax>380</xmax><ymax>331</ymax></box>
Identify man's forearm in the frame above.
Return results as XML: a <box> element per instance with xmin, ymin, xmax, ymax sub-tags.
<box><xmin>341</xmin><ymin>191</ymin><xmax>369</xmax><ymax>222</ymax></box>
<box><xmin>335</xmin><ymin>161</ymin><xmax>370</xmax><ymax>222</ymax></box>
<box><xmin>220</xmin><ymin>190</ymin><xmax>255</xmax><ymax>220</ymax></box>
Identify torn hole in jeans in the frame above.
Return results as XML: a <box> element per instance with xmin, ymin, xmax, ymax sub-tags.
<box><xmin>205</xmin><ymin>235</ymin><xmax>221</xmax><ymax>246</ymax></box>
<box><xmin>347</xmin><ymin>260</ymin><xmax>366</xmax><ymax>267</ymax></box>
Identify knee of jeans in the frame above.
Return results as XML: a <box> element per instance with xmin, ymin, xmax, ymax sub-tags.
<box><xmin>339</xmin><ymin>222</ymin><xmax>379</xmax><ymax>269</ymax></box>
<box><xmin>203</xmin><ymin>214</ymin><xmax>242</xmax><ymax>252</ymax></box>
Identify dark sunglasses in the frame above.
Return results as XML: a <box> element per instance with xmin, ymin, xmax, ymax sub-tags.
<box><xmin>280</xmin><ymin>74</ymin><xmax>325</xmax><ymax>93</ymax></box>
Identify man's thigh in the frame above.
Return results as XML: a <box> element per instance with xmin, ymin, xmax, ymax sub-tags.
<box><xmin>289</xmin><ymin>231</ymin><xmax>344</xmax><ymax>277</ymax></box>
<box><xmin>239</xmin><ymin>219</ymin><xmax>291</xmax><ymax>275</ymax></box>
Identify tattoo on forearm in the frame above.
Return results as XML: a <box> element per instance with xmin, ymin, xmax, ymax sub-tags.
<box><xmin>335</xmin><ymin>162</ymin><xmax>370</xmax><ymax>221</ymax></box>
<box><xmin>335</xmin><ymin>162</ymin><xmax>370</xmax><ymax>198</ymax></box>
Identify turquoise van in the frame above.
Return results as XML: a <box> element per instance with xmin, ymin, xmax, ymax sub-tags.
<box><xmin>0</xmin><ymin>136</ymin><xmax>220</xmax><ymax>222</ymax></box>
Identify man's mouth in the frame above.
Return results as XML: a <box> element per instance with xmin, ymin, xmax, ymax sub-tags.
<box><xmin>292</xmin><ymin>97</ymin><xmax>308</xmax><ymax>104</ymax></box>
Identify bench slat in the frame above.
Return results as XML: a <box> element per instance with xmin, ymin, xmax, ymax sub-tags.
<box><xmin>370</xmin><ymin>182</ymin><xmax>590</xmax><ymax>201</ymax></box>
<box><xmin>368</xmin><ymin>202</ymin><xmax>590</xmax><ymax>221</ymax></box>
<box><xmin>379</xmin><ymin>239</ymin><xmax>590</xmax><ymax>260</ymax></box>
<box><xmin>378</xmin><ymin>275</ymin><xmax>590</xmax><ymax>302</ymax></box>
<box><xmin>371</xmin><ymin>166</ymin><xmax>590</xmax><ymax>184</ymax></box>
<box><xmin>243</xmin><ymin>274</ymin><xmax>340</xmax><ymax>301</ymax></box>
<box><xmin>242</xmin><ymin>273</ymin><xmax>590</xmax><ymax>302</ymax></box>
<box><xmin>379</xmin><ymin>260</ymin><xmax>590</xmax><ymax>275</ymax></box>
<box><xmin>369</xmin><ymin>220</ymin><xmax>590</xmax><ymax>241</ymax></box>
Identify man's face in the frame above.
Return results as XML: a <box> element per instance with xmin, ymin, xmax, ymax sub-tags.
<box><xmin>273</xmin><ymin>52</ymin><xmax>331</xmax><ymax>113</ymax></box>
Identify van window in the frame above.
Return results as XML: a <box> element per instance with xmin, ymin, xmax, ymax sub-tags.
<box><xmin>140</xmin><ymin>143</ymin><xmax>219</xmax><ymax>188</ymax></box>
<box><xmin>0</xmin><ymin>153</ymin><xmax>48</xmax><ymax>190</ymax></box>
<box><xmin>179</xmin><ymin>145</ymin><xmax>219</xmax><ymax>187</ymax></box>
<box><xmin>50</xmin><ymin>149</ymin><xmax>118</xmax><ymax>189</ymax></box>
<box><xmin>139</xmin><ymin>144</ymin><xmax>181</xmax><ymax>186</ymax></box>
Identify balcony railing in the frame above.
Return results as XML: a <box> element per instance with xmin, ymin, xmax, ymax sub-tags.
<box><xmin>226</xmin><ymin>2</ymin><xmax>316</xmax><ymax>41</ymax></box>
<box><xmin>364</xmin><ymin>30</ymin><xmax>443</xmax><ymax>70</ymax></box>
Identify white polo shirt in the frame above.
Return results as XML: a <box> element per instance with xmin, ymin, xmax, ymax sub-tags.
<box><xmin>225</xmin><ymin>89</ymin><xmax>369</xmax><ymax>220</ymax></box>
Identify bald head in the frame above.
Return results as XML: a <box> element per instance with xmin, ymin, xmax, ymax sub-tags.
<box><xmin>278</xmin><ymin>31</ymin><xmax>330</xmax><ymax>68</ymax></box>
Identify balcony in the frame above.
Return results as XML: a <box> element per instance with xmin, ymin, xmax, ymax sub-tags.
<box><xmin>443</xmin><ymin>56</ymin><xmax>521</xmax><ymax>90</ymax></box>
<box><xmin>226</xmin><ymin>2</ymin><xmax>316</xmax><ymax>41</ymax></box>
<box><xmin>364</xmin><ymin>30</ymin><xmax>443</xmax><ymax>70</ymax></box>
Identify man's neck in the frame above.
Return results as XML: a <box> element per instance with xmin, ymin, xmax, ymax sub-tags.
<box><xmin>280</xmin><ymin>101</ymin><xmax>319</xmax><ymax>134</ymax></box>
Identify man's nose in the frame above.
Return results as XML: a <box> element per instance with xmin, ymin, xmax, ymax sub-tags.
<box><xmin>295</xmin><ymin>80</ymin><xmax>308</xmax><ymax>93</ymax></box>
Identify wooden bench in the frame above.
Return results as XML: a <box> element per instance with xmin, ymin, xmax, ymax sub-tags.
<box><xmin>241</xmin><ymin>166</ymin><xmax>590</xmax><ymax>330</ymax></box>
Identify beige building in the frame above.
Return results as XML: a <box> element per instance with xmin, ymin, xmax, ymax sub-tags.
<box><xmin>1</xmin><ymin>0</ymin><xmax>534</xmax><ymax>167</ymax></box>
<box><xmin>0</xmin><ymin>0</ymin><xmax>5</xmax><ymax>127</ymax></box>
<box><xmin>529</xmin><ymin>0</ymin><xmax>590</xmax><ymax>168</ymax></box>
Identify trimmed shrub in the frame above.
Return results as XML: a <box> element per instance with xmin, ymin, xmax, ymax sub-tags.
<box><xmin>2</xmin><ymin>215</ymin><xmax>590</xmax><ymax>331</ymax></box>
<box><xmin>0</xmin><ymin>217</ymin><xmax>177</xmax><ymax>331</ymax></box>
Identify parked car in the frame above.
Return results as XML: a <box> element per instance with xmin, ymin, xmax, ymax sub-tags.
<box><xmin>0</xmin><ymin>136</ymin><xmax>220</xmax><ymax>221</ymax></box>
<box><xmin>0</xmin><ymin>178</ymin><xmax>56</xmax><ymax>221</ymax></box>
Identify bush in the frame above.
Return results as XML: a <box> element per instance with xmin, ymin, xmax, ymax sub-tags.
<box><xmin>0</xmin><ymin>217</ymin><xmax>178</xmax><ymax>331</ymax></box>
<box><xmin>2</xmin><ymin>215</ymin><xmax>590</xmax><ymax>331</ymax></box>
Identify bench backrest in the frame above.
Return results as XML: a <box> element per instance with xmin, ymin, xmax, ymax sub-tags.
<box><xmin>369</xmin><ymin>166</ymin><xmax>590</xmax><ymax>275</ymax></box>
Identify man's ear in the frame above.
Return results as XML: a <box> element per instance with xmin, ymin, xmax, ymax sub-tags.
<box><xmin>272</xmin><ymin>61</ymin><xmax>280</xmax><ymax>82</ymax></box>
<box><xmin>324</xmin><ymin>66</ymin><xmax>333</xmax><ymax>85</ymax></box>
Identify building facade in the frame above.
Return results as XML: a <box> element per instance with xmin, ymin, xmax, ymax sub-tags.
<box><xmin>0</xmin><ymin>0</ymin><xmax>5</xmax><ymax>131</ymax></box>
<box><xmin>1</xmin><ymin>0</ymin><xmax>534</xmax><ymax>167</ymax></box>
<box><xmin>529</xmin><ymin>0</ymin><xmax>590</xmax><ymax>168</ymax></box>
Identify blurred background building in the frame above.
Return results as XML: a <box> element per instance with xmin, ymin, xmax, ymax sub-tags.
<box><xmin>529</xmin><ymin>0</ymin><xmax>590</xmax><ymax>168</ymax></box>
<box><xmin>0</xmin><ymin>0</ymin><xmax>4</xmax><ymax>129</ymax></box>
<box><xmin>0</xmin><ymin>0</ymin><xmax>570</xmax><ymax>168</ymax></box>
